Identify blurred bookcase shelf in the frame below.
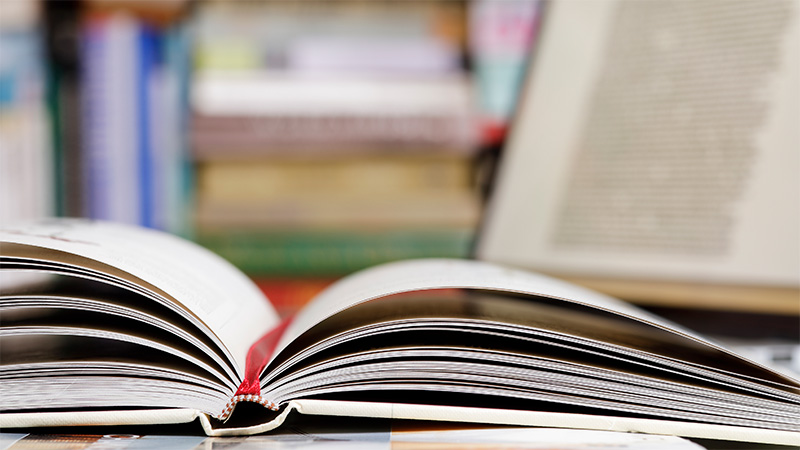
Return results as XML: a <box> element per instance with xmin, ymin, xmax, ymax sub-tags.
<box><xmin>15</xmin><ymin>0</ymin><xmax>540</xmax><ymax>316</ymax></box>
<box><xmin>189</xmin><ymin>1</ymin><xmax>479</xmax><ymax>315</ymax></box>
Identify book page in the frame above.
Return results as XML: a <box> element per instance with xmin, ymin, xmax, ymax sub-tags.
<box><xmin>273</xmin><ymin>258</ymin><xmax>709</xmax><ymax>361</ymax></box>
<box><xmin>270</xmin><ymin>290</ymin><xmax>782</xmax><ymax>384</ymax></box>
<box><xmin>1</xmin><ymin>274</ymin><xmax>242</xmax><ymax>386</ymax></box>
<box><xmin>0</xmin><ymin>219</ymin><xmax>279</xmax><ymax>372</ymax></box>
<box><xmin>477</xmin><ymin>1</ymin><xmax>799</xmax><ymax>298</ymax></box>
<box><xmin>263</xmin><ymin>285</ymin><xmax>799</xmax><ymax>429</ymax></box>
<box><xmin>288</xmin><ymin>399</ymin><xmax>800</xmax><ymax>446</ymax></box>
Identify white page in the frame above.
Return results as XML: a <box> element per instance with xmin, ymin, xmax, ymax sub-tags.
<box><xmin>274</xmin><ymin>258</ymin><xmax>708</xmax><ymax>361</ymax></box>
<box><xmin>289</xmin><ymin>399</ymin><xmax>800</xmax><ymax>446</ymax></box>
<box><xmin>478</xmin><ymin>0</ymin><xmax>800</xmax><ymax>287</ymax></box>
<box><xmin>0</xmin><ymin>219</ymin><xmax>278</xmax><ymax>373</ymax></box>
<box><xmin>1</xmin><ymin>292</ymin><xmax>240</xmax><ymax>384</ymax></box>
<box><xmin>392</xmin><ymin>427</ymin><xmax>704</xmax><ymax>449</ymax></box>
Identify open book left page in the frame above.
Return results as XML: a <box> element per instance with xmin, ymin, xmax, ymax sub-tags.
<box><xmin>0</xmin><ymin>218</ymin><xmax>279</xmax><ymax>421</ymax></box>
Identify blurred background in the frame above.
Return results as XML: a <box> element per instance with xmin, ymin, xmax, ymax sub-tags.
<box><xmin>1</xmin><ymin>0</ymin><xmax>797</xmax><ymax>364</ymax></box>
<box><xmin>1</xmin><ymin>0</ymin><xmax>538</xmax><ymax>315</ymax></box>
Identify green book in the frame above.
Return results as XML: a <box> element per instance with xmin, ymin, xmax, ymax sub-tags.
<box><xmin>195</xmin><ymin>228</ymin><xmax>474</xmax><ymax>276</ymax></box>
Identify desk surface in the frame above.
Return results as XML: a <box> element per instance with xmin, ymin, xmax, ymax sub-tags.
<box><xmin>1</xmin><ymin>417</ymin><xmax>795</xmax><ymax>450</ymax></box>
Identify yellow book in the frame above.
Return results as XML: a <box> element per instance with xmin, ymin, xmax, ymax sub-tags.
<box><xmin>196</xmin><ymin>155</ymin><xmax>474</xmax><ymax>202</ymax></box>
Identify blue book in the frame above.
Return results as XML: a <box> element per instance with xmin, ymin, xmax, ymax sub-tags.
<box><xmin>137</xmin><ymin>23</ymin><xmax>157</xmax><ymax>228</ymax></box>
<box><xmin>81</xmin><ymin>14</ymin><xmax>142</xmax><ymax>225</ymax></box>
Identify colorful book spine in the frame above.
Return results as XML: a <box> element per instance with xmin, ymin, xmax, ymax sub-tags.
<box><xmin>469</xmin><ymin>0</ymin><xmax>541</xmax><ymax>144</ymax></box>
<box><xmin>192</xmin><ymin>114</ymin><xmax>478</xmax><ymax>158</ymax></box>
<box><xmin>193</xmin><ymin>1</ymin><xmax>466</xmax><ymax>73</ymax></box>
<box><xmin>196</xmin><ymin>155</ymin><xmax>475</xmax><ymax>202</ymax></box>
<box><xmin>44</xmin><ymin>0</ymin><xmax>83</xmax><ymax>218</ymax></box>
<box><xmin>80</xmin><ymin>12</ymin><xmax>191</xmax><ymax>233</ymax></box>
<box><xmin>190</xmin><ymin>72</ymin><xmax>478</xmax><ymax>158</ymax></box>
<box><xmin>196</xmin><ymin>228</ymin><xmax>474</xmax><ymax>277</ymax></box>
<box><xmin>0</xmin><ymin>12</ymin><xmax>54</xmax><ymax>224</ymax></box>
<box><xmin>81</xmin><ymin>14</ymin><xmax>141</xmax><ymax>224</ymax></box>
<box><xmin>137</xmin><ymin>23</ymin><xmax>157</xmax><ymax>228</ymax></box>
<box><xmin>148</xmin><ymin>21</ymin><xmax>192</xmax><ymax>236</ymax></box>
<box><xmin>195</xmin><ymin>192</ymin><xmax>481</xmax><ymax>229</ymax></box>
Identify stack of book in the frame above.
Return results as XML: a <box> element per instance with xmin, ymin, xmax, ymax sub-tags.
<box><xmin>0</xmin><ymin>1</ymin><xmax>53</xmax><ymax>226</ymax></box>
<box><xmin>190</xmin><ymin>1</ymin><xmax>481</xmax><ymax>313</ymax></box>
<box><xmin>45</xmin><ymin>1</ymin><xmax>192</xmax><ymax>235</ymax></box>
<box><xmin>468</xmin><ymin>0</ymin><xmax>541</xmax><ymax>145</ymax></box>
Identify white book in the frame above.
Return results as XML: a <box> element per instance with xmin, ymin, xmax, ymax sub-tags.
<box><xmin>0</xmin><ymin>219</ymin><xmax>797</xmax><ymax>446</ymax></box>
<box><xmin>191</xmin><ymin>71</ymin><xmax>475</xmax><ymax>117</ymax></box>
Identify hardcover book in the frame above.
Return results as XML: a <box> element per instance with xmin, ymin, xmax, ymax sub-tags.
<box><xmin>0</xmin><ymin>219</ymin><xmax>798</xmax><ymax>445</ymax></box>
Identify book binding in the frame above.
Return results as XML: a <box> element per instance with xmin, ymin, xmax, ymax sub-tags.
<box><xmin>218</xmin><ymin>316</ymin><xmax>293</xmax><ymax>420</ymax></box>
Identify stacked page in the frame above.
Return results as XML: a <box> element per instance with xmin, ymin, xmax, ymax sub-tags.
<box><xmin>0</xmin><ymin>220</ymin><xmax>798</xmax><ymax>445</ymax></box>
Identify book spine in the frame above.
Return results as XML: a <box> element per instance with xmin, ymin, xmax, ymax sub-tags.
<box><xmin>80</xmin><ymin>19</ymin><xmax>107</xmax><ymax>219</ymax></box>
<box><xmin>194</xmin><ymin>193</ymin><xmax>481</xmax><ymax>229</ymax></box>
<box><xmin>286</xmin><ymin>36</ymin><xmax>461</xmax><ymax>75</ymax></box>
<box><xmin>147</xmin><ymin>38</ymin><xmax>166</xmax><ymax>231</ymax></box>
<box><xmin>157</xmin><ymin>22</ymin><xmax>193</xmax><ymax>236</ymax></box>
<box><xmin>131</xmin><ymin>20</ymin><xmax>192</xmax><ymax>235</ymax></box>
<box><xmin>0</xmin><ymin>23</ymin><xmax>54</xmax><ymax>223</ymax></box>
<box><xmin>137</xmin><ymin>23</ymin><xmax>156</xmax><ymax>228</ymax></box>
<box><xmin>196</xmin><ymin>156</ymin><xmax>474</xmax><ymax>202</ymax></box>
<box><xmin>195</xmin><ymin>229</ymin><xmax>474</xmax><ymax>276</ymax></box>
<box><xmin>81</xmin><ymin>14</ymin><xmax>141</xmax><ymax>224</ymax></box>
<box><xmin>468</xmin><ymin>0</ymin><xmax>541</xmax><ymax>145</ymax></box>
<box><xmin>221</xmin><ymin>317</ymin><xmax>294</xmax><ymax>419</ymax></box>
<box><xmin>191</xmin><ymin>114</ymin><xmax>478</xmax><ymax>158</ymax></box>
<box><xmin>52</xmin><ymin>75</ymin><xmax>84</xmax><ymax>217</ymax></box>
<box><xmin>44</xmin><ymin>0</ymin><xmax>83</xmax><ymax>218</ymax></box>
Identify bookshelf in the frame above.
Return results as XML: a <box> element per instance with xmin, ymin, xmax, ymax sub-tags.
<box><xmin>6</xmin><ymin>0</ymin><xmax>540</xmax><ymax>316</ymax></box>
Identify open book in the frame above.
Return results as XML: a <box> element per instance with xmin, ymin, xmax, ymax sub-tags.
<box><xmin>1</xmin><ymin>219</ymin><xmax>798</xmax><ymax>445</ymax></box>
<box><xmin>479</xmin><ymin>0</ymin><xmax>800</xmax><ymax>314</ymax></box>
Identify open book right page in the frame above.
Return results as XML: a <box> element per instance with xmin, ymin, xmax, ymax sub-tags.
<box><xmin>237</xmin><ymin>258</ymin><xmax>799</xmax><ymax>445</ymax></box>
<box><xmin>272</xmin><ymin>258</ymin><xmax>780</xmax><ymax>372</ymax></box>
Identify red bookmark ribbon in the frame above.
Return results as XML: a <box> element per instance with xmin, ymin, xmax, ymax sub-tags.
<box><xmin>235</xmin><ymin>315</ymin><xmax>294</xmax><ymax>396</ymax></box>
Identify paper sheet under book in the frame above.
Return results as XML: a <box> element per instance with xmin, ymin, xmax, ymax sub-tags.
<box><xmin>0</xmin><ymin>429</ymin><xmax>705</xmax><ymax>450</ymax></box>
